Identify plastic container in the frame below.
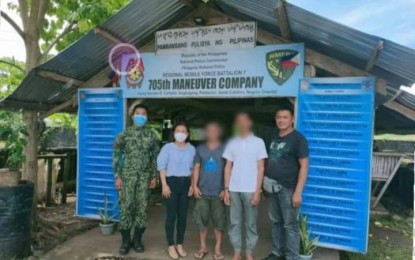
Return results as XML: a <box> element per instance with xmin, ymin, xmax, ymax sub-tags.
<box><xmin>0</xmin><ymin>181</ymin><xmax>34</xmax><ymax>258</ymax></box>
<box><xmin>0</xmin><ymin>168</ymin><xmax>22</xmax><ymax>186</ymax></box>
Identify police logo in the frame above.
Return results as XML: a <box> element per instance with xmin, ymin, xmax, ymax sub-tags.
<box><xmin>266</xmin><ymin>50</ymin><xmax>300</xmax><ymax>86</ymax></box>
<box><xmin>126</xmin><ymin>57</ymin><xmax>145</xmax><ymax>89</ymax></box>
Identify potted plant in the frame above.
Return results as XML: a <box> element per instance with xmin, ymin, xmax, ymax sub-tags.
<box><xmin>0</xmin><ymin>113</ymin><xmax>27</xmax><ymax>186</ymax></box>
<box><xmin>299</xmin><ymin>214</ymin><xmax>319</xmax><ymax>259</ymax></box>
<box><xmin>98</xmin><ymin>194</ymin><xmax>116</xmax><ymax>235</ymax></box>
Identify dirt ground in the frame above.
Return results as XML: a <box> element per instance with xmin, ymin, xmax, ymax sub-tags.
<box><xmin>35</xmin><ymin>197</ymin><xmax>338</xmax><ymax>260</ymax></box>
<box><xmin>31</xmin><ymin>193</ymin><xmax>412</xmax><ymax>260</ymax></box>
<box><xmin>340</xmin><ymin>206</ymin><xmax>413</xmax><ymax>260</ymax></box>
<box><xmin>32</xmin><ymin>195</ymin><xmax>98</xmax><ymax>255</ymax></box>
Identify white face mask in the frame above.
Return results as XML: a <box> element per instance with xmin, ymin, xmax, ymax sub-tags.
<box><xmin>174</xmin><ymin>132</ymin><xmax>187</xmax><ymax>143</ymax></box>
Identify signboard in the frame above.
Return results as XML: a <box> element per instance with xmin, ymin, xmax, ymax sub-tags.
<box><xmin>297</xmin><ymin>77</ymin><xmax>374</xmax><ymax>253</ymax></box>
<box><xmin>155</xmin><ymin>22</ymin><xmax>256</xmax><ymax>55</ymax></box>
<box><xmin>121</xmin><ymin>43</ymin><xmax>304</xmax><ymax>98</ymax></box>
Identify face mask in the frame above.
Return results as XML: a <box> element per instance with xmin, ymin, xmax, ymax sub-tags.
<box><xmin>132</xmin><ymin>115</ymin><xmax>147</xmax><ymax>126</ymax></box>
<box><xmin>174</xmin><ymin>132</ymin><xmax>187</xmax><ymax>142</ymax></box>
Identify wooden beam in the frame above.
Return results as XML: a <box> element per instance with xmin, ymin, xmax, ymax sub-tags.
<box><xmin>275</xmin><ymin>1</ymin><xmax>291</xmax><ymax>40</ymax></box>
<box><xmin>365</xmin><ymin>40</ymin><xmax>384</xmax><ymax>72</ymax></box>
<box><xmin>0</xmin><ymin>99</ymin><xmax>53</xmax><ymax>111</ymax></box>
<box><xmin>39</xmin><ymin>95</ymin><xmax>76</xmax><ymax>119</ymax></box>
<box><xmin>94</xmin><ymin>27</ymin><xmax>122</xmax><ymax>44</ymax></box>
<box><xmin>383</xmin><ymin>101</ymin><xmax>415</xmax><ymax>121</ymax></box>
<box><xmin>304</xmin><ymin>48</ymin><xmax>387</xmax><ymax>94</ymax></box>
<box><xmin>37</xmin><ymin>71</ymin><xmax>85</xmax><ymax>87</ymax></box>
<box><xmin>305</xmin><ymin>64</ymin><xmax>316</xmax><ymax>77</ymax></box>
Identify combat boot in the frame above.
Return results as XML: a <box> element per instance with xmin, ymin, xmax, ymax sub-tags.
<box><xmin>119</xmin><ymin>229</ymin><xmax>131</xmax><ymax>255</ymax></box>
<box><xmin>132</xmin><ymin>227</ymin><xmax>146</xmax><ymax>252</ymax></box>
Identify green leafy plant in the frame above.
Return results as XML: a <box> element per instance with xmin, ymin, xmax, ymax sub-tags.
<box><xmin>97</xmin><ymin>194</ymin><xmax>116</xmax><ymax>225</ymax></box>
<box><xmin>46</xmin><ymin>113</ymin><xmax>77</xmax><ymax>132</ymax></box>
<box><xmin>299</xmin><ymin>214</ymin><xmax>319</xmax><ymax>256</ymax></box>
<box><xmin>0</xmin><ymin>112</ymin><xmax>28</xmax><ymax>170</ymax></box>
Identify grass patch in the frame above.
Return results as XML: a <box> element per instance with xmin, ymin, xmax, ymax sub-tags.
<box><xmin>371</xmin><ymin>215</ymin><xmax>411</xmax><ymax>233</ymax></box>
<box><xmin>340</xmin><ymin>238</ymin><xmax>412</xmax><ymax>260</ymax></box>
<box><xmin>341</xmin><ymin>215</ymin><xmax>412</xmax><ymax>260</ymax></box>
<box><xmin>375</xmin><ymin>133</ymin><xmax>415</xmax><ymax>141</ymax></box>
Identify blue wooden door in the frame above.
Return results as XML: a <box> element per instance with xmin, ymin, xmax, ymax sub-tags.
<box><xmin>297</xmin><ymin>77</ymin><xmax>374</xmax><ymax>253</ymax></box>
<box><xmin>76</xmin><ymin>88</ymin><xmax>124</xmax><ymax>221</ymax></box>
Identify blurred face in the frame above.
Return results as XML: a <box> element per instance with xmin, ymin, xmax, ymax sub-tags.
<box><xmin>131</xmin><ymin>107</ymin><xmax>148</xmax><ymax>127</ymax></box>
<box><xmin>174</xmin><ymin>125</ymin><xmax>189</xmax><ymax>143</ymax></box>
<box><xmin>174</xmin><ymin>125</ymin><xmax>188</xmax><ymax>135</ymax></box>
<box><xmin>206</xmin><ymin>123</ymin><xmax>222</xmax><ymax>141</ymax></box>
<box><xmin>235</xmin><ymin>113</ymin><xmax>252</xmax><ymax>133</ymax></box>
<box><xmin>133</xmin><ymin>107</ymin><xmax>147</xmax><ymax>116</ymax></box>
<box><xmin>276</xmin><ymin>110</ymin><xmax>294</xmax><ymax>131</ymax></box>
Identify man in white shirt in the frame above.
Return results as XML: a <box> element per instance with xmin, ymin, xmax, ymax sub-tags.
<box><xmin>223</xmin><ymin>112</ymin><xmax>268</xmax><ymax>260</ymax></box>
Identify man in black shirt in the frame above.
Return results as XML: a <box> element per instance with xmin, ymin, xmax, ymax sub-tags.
<box><xmin>262</xmin><ymin>105</ymin><xmax>309</xmax><ymax>260</ymax></box>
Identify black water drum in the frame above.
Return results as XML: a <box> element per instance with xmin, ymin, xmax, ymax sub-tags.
<box><xmin>0</xmin><ymin>181</ymin><xmax>34</xmax><ymax>259</ymax></box>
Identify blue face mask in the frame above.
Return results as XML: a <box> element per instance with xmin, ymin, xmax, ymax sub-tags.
<box><xmin>133</xmin><ymin>115</ymin><xmax>147</xmax><ymax>126</ymax></box>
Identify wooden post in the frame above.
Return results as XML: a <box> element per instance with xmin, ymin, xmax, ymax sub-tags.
<box><xmin>62</xmin><ymin>156</ymin><xmax>70</xmax><ymax>204</ymax></box>
<box><xmin>372</xmin><ymin>157</ymin><xmax>403</xmax><ymax>208</ymax></box>
<box><xmin>22</xmin><ymin>111</ymin><xmax>39</xmax><ymax>217</ymax></box>
<box><xmin>46</xmin><ymin>158</ymin><xmax>52</xmax><ymax>207</ymax></box>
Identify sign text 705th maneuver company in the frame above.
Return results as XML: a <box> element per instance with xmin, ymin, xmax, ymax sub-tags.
<box><xmin>121</xmin><ymin>43</ymin><xmax>304</xmax><ymax>98</ymax></box>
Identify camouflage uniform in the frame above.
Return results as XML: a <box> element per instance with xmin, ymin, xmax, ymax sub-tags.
<box><xmin>113</xmin><ymin>125</ymin><xmax>159</xmax><ymax>230</ymax></box>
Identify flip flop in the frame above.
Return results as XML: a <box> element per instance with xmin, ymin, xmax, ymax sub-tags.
<box><xmin>194</xmin><ymin>250</ymin><xmax>208</xmax><ymax>259</ymax></box>
<box><xmin>213</xmin><ymin>253</ymin><xmax>224</xmax><ymax>260</ymax></box>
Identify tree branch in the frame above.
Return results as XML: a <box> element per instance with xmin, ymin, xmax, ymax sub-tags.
<box><xmin>29</xmin><ymin>0</ymin><xmax>41</xmax><ymax>25</ymax></box>
<box><xmin>18</xmin><ymin>0</ymin><xmax>29</xmax><ymax>30</ymax></box>
<box><xmin>40</xmin><ymin>22</ymin><xmax>76</xmax><ymax>60</ymax></box>
<box><xmin>37</xmin><ymin>0</ymin><xmax>49</xmax><ymax>28</ymax></box>
<box><xmin>0</xmin><ymin>59</ymin><xmax>25</xmax><ymax>73</ymax></box>
<box><xmin>0</xmin><ymin>10</ymin><xmax>25</xmax><ymax>39</ymax></box>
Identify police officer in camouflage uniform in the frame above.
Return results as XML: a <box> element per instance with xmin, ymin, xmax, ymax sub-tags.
<box><xmin>113</xmin><ymin>104</ymin><xmax>160</xmax><ymax>255</ymax></box>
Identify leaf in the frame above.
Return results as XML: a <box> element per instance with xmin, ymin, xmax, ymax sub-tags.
<box><xmin>77</xmin><ymin>20</ymin><xmax>89</xmax><ymax>33</ymax></box>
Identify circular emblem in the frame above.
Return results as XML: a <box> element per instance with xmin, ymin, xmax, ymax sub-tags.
<box><xmin>108</xmin><ymin>43</ymin><xmax>144</xmax><ymax>88</ymax></box>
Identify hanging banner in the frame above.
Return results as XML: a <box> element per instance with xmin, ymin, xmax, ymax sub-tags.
<box><xmin>155</xmin><ymin>22</ymin><xmax>256</xmax><ymax>55</ymax></box>
<box><xmin>121</xmin><ymin>43</ymin><xmax>304</xmax><ymax>98</ymax></box>
<box><xmin>297</xmin><ymin>77</ymin><xmax>375</xmax><ymax>253</ymax></box>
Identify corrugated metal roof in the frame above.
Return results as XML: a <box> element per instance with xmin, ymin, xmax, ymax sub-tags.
<box><xmin>215</xmin><ymin>0</ymin><xmax>415</xmax><ymax>92</ymax></box>
<box><xmin>396</xmin><ymin>85</ymin><xmax>415</xmax><ymax>112</ymax></box>
<box><xmin>1</xmin><ymin>0</ymin><xmax>191</xmax><ymax>111</ymax></box>
<box><xmin>2</xmin><ymin>0</ymin><xmax>415</xmax><ymax>114</ymax></box>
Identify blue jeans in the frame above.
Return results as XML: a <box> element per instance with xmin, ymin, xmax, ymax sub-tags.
<box><xmin>229</xmin><ymin>192</ymin><xmax>258</xmax><ymax>254</ymax></box>
<box><xmin>267</xmin><ymin>187</ymin><xmax>300</xmax><ymax>260</ymax></box>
